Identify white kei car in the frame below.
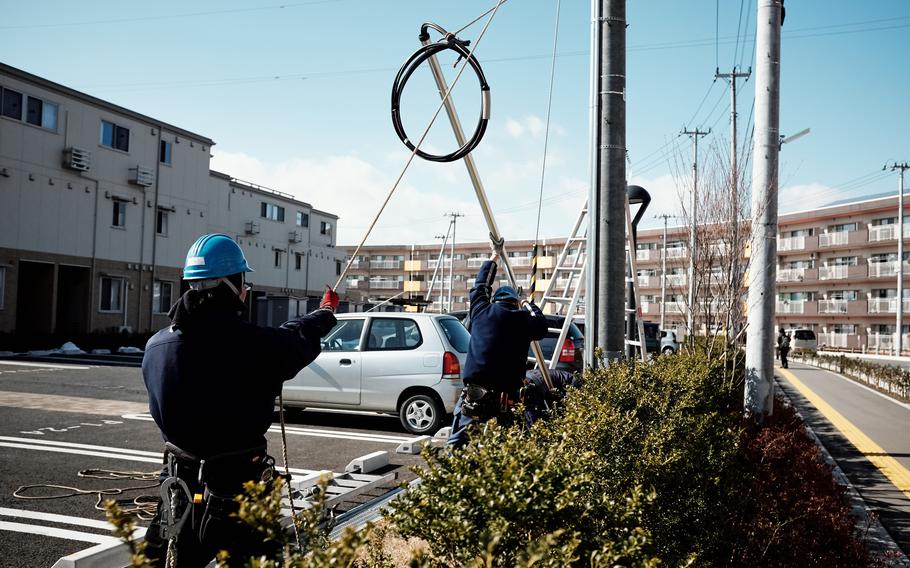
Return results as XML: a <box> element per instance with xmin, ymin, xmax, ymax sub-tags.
<box><xmin>281</xmin><ymin>312</ymin><xmax>469</xmax><ymax>435</ymax></box>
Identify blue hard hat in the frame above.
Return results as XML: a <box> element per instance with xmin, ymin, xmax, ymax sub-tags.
<box><xmin>492</xmin><ymin>285</ymin><xmax>520</xmax><ymax>303</ymax></box>
<box><xmin>183</xmin><ymin>234</ymin><xmax>253</xmax><ymax>280</ymax></box>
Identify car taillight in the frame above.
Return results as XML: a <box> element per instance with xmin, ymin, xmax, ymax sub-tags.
<box><xmin>559</xmin><ymin>338</ymin><xmax>575</xmax><ymax>363</ymax></box>
<box><xmin>443</xmin><ymin>351</ymin><xmax>461</xmax><ymax>378</ymax></box>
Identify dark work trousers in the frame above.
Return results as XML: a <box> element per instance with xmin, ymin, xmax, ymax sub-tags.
<box><xmin>780</xmin><ymin>348</ymin><xmax>790</xmax><ymax>369</ymax></box>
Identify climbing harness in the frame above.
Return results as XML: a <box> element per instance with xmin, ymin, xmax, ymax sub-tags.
<box><xmin>391</xmin><ymin>22</ymin><xmax>491</xmax><ymax>163</ymax></box>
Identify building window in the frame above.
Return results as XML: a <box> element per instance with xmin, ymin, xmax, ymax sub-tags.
<box><xmin>100</xmin><ymin>277</ymin><xmax>124</xmax><ymax>312</ymax></box>
<box><xmin>25</xmin><ymin>96</ymin><xmax>57</xmax><ymax>130</ymax></box>
<box><xmin>100</xmin><ymin>120</ymin><xmax>130</xmax><ymax>152</ymax></box>
<box><xmin>156</xmin><ymin>210</ymin><xmax>168</xmax><ymax>235</ymax></box>
<box><xmin>159</xmin><ymin>140</ymin><xmax>172</xmax><ymax>164</ymax></box>
<box><xmin>260</xmin><ymin>202</ymin><xmax>285</xmax><ymax>222</ymax></box>
<box><xmin>296</xmin><ymin>211</ymin><xmax>309</xmax><ymax>227</ymax></box>
<box><xmin>153</xmin><ymin>281</ymin><xmax>173</xmax><ymax>314</ymax></box>
<box><xmin>0</xmin><ymin>266</ymin><xmax>5</xmax><ymax>310</ymax></box>
<box><xmin>295</xmin><ymin>253</ymin><xmax>303</xmax><ymax>271</ymax></box>
<box><xmin>320</xmin><ymin>221</ymin><xmax>331</xmax><ymax>235</ymax></box>
<box><xmin>1</xmin><ymin>88</ymin><xmax>22</xmax><ymax>119</ymax></box>
<box><xmin>274</xmin><ymin>250</ymin><xmax>282</xmax><ymax>268</ymax></box>
<box><xmin>336</xmin><ymin>261</ymin><xmax>342</xmax><ymax>276</ymax></box>
<box><xmin>112</xmin><ymin>200</ymin><xmax>126</xmax><ymax>227</ymax></box>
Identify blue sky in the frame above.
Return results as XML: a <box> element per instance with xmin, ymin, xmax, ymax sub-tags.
<box><xmin>2</xmin><ymin>1</ymin><xmax>908</xmax><ymax>245</ymax></box>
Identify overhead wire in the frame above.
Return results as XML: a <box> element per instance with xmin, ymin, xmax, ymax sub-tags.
<box><xmin>732</xmin><ymin>0</ymin><xmax>746</xmax><ymax>69</ymax></box>
<box><xmin>534</xmin><ymin>0</ymin><xmax>562</xmax><ymax>244</ymax></box>
<box><xmin>335</xmin><ymin>0</ymin><xmax>508</xmax><ymax>290</ymax></box>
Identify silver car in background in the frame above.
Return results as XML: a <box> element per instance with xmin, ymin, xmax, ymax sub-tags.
<box><xmin>282</xmin><ymin>312</ymin><xmax>469</xmax><ymax>434</ymax></box>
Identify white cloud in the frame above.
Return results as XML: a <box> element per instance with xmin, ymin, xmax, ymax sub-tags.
<box><xmin>503</xmin><ymin>115</ymin><xmax>549</xmax><ymax>139</ymax></box>
<box><xmin>505</xmin><ymin>118</ymin><xmax>524</xmax><ymax>138</ymax></box>
<box><xmin>778</xmin><ymin>182</ymin><xmax>845</xmax><ymax>214</ymax></box>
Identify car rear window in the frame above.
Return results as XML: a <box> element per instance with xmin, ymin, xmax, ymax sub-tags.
<box><xmin>438</xmin><ymin>317</ymin><xmax>470</xmax><ymax>353</ymax></box>
<box><xmin>794</xmin><ymin>330</ymin><xmax>816</xmax><ymax>340</ymax></box>
<box><xmin>366</xmin><ymin>318</ymin><xmax>422</xmax><ymax>350</ymax></box>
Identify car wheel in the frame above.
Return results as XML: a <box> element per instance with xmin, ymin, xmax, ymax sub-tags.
<box><xmin>662</xmin><ymin>346</ymin><xmax>675</xmax><ymax>355</ymax></box>
<box><xmin>399</xmin><ymin>393</ymin><xmax>444</xmax><ymax>435</ymax></box>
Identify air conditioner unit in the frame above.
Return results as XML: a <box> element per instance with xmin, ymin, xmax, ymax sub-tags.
<box><xmin>129</xmin><ymin>165</ymin><xmax>154</xmax><ymax>187</ymax></box>
<box><xmin>288</xmin><ymin>230</ymin><xmax>303</xmax><ymax>243</ymax></box>
<box><xmin>63</xmin><ymin>147</ymin><xmax>92</xmax><ymax>172</ymax></box>
<box><xmin>244</xmin><ymin>221</ymin><xmax>260</xmax><ymax>235</ymax></box>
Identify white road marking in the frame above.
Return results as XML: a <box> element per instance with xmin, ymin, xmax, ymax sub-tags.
<box><xmin>0</xmin><ymin>442</ymin><xmax>163</xmax><ymax>463</ymax></box>
<box><xmin>0</xmin><ymin>436</ymin><xmax>161</xmax><ymax>457</ymax></box>
<box><xmin>0</xmin><ymin>507</ymin><xmax>111</xmax><ymax>531</ymax></box>
<box><xmin>123</xmin><ymin>413</ymin><xmax>410</xmax><ymax>444</ymax></box>
<box><xmin>0</xmin><ymin>437</ymin><xmax>316</xmax><ymax>476</ymax></box>
<box><xmin>0</xmin><ymin>520</ymin><xmax>117</xmax><ymax>544</ymax></box>
<box><xmin>0</xmin><ymin>361</ymin><xmax>91</xmax><ymax>370</ymax></box>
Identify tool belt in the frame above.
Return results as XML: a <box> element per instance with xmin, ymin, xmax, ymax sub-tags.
<box><xmin>160</xmin><ymin>443</ymin><xmax>276</xmax><ymax>551</ymax></box>
<box><xmin>461</xmin><ymin>384</ymin><xmax>516</xmax><ymax>421</ymax></box>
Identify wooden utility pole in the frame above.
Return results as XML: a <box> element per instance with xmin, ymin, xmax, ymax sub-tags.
<box><xmin>444</xmin><ymin>212</ymin><xmax>463</xmax><ymax>312</ymax></box>
<box><xmin>745</xmin><ymin>0</ymin><xmax>784</xmax><ymax>418</ymax></box>
<box><xmin>681</xmin><ymin>127</ymin><xmax>710</xmax><ymax>338</ymax></box>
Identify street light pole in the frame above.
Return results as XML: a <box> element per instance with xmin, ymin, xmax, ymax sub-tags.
<box><xmin>893</xmin><ymin>162</ymin><xmax>909</xmax><ymax>355</ymax></box>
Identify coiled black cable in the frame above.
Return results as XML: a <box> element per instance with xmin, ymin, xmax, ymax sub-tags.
<box><xmin>390</xmin><ymin>23</ymin><xmax>491</xmax><ymax>163</ymax></box>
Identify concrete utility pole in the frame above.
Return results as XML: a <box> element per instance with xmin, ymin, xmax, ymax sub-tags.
<box><xmin>656</xmin><ymin>213</ymin><xmax>675</xmax><ymax>330</ymax></box>
<box><xmin>681</xmin><ymin>127</ymin><xmax>710</xmax><ymax>338</ymax></box>
<box><xmin>586</xmin><ymin>0</ymin><xmax>627</xmax><ymax>364</ymax></box>
<box><xmin>892</xmin><ymin>162</ymin><xmax>910</xmax><ymax>356</ymax></box>
<box><xmin>716</xmin><ymin>67</ymin><xmax>751</xmax><ymax>336</ymax></box>
<box><xmin>444</xmin><ymin>212</ymin><xmax>463</xmax><ymax>312</ymax></box>
<box><xmin>745</xmin><ymin>0</ymin><xmax>784</xmax><ymax>418</ymax></box>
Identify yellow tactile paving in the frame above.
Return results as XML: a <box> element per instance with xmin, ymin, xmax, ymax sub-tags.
<box><xmin>777</xmin><ymin>367</ymin><xmax>910</xmax><ymax>500</ymax></box>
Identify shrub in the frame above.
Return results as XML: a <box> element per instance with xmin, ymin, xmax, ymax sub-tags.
<box><xmin>719</xmin><ymin>398</ymin><xmax>878</xmax><ymax>567</ymax></box>
<box><xmin>389</xmin><ymin>421</ymin><xmax>658</xmax><ymax>567</ymax></box>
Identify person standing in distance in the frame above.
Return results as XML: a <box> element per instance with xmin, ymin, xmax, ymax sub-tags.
<box><xmin>447</xmin><ymin>241</ymin><xmax>549</xmax><ymax>448</ymax></box>
<box><xmin>142</xmin><ymin>233</ymin><xmax>339</xmax><ymax>566</ymax></box>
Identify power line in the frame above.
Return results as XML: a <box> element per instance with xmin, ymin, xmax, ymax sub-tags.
<box><xmin>0</xmin><ymin>0</ymin><xmax>342</xmax><ymax>30</ymax></box>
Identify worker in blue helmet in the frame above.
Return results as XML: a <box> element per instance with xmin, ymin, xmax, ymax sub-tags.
<box><xmin>141</xmin><ymin>233</ymin><xmax>338</xmax><ymax>566</ymax></box>
<box><xmin>448</xmin><ymin>240</ymin><xmax>548</xmax><ymax>448</ymax></box>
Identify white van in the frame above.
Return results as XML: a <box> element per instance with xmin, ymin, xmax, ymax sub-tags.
<box><xmin>787</xmin><ymin>328</ymin><xmax>817</xmax><ymax>351</ymax></box>
<box><xmin>282</xmin><ymin>312</ymin><xmax>468</xmax><ymax>434</ymax></box>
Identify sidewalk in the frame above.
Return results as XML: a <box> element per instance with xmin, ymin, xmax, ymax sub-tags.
<box><xmin>775</xmin><ymin>362</ymin><xmax>910</xmax><ymax>559</ymax></box>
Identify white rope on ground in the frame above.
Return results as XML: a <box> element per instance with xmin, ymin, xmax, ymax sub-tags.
<box><xmin>334</xmin><ymin>0</ymin><xmax>508</xmax><ymax>291</ymax></box>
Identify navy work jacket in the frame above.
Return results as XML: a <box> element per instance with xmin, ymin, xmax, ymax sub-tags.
<box><xmin>142</xmin><ymin>298</ymin><xmax>336</xmax><ymax>458</ymax></box>
<box><xmin>462</xmin><ymin>260</ymin><xmax>548</xmax><ymax>393</ymax></box>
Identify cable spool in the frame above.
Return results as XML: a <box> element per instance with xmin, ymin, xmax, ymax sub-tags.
<box><xmin>390</xmin><ymin>23</ymin><xmax>491</xmax><ymax>163</ymax></box>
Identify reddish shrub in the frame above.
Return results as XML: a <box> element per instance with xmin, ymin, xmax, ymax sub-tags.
<box><xmin>719</xmin><ymin>397</ymin><xmax>878</xmax><ymax>567</ymax></box>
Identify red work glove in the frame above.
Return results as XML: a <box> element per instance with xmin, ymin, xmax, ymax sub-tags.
<box><xmin>320</xmin><ymin>287</ymin><xmax>339</xmax><ymax>312</ymax></box>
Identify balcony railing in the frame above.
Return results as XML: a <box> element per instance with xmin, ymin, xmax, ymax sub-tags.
<box><xmin>868</xmin><ymin>261</ymin><xmax>910</xmax><ymax>277</ymax></box>
<box><xmin>347</xmin><ymin>279</ymin><xmax>362</xmax><ymax>289</ymax></box>
<box><xmin>636</xmin><ymin>249</ymin><xmax>654</xmax><ymax>261</ymax></box>
<box><xmin>370</xmin><ymin>260</ymin><xmax>402</xmax><ymax>270</ymax></box>
<box><xmin>665</xmin><ymin>247</ymin><xmax>688</xmax><ymax>259</ymax></box>
<box><xmin>868</xmin><ymin>298</ymin><xmax>910</xmax><ymax>314</ymax></box>
<box><xmin>818</xmin><ymin>332</ymin><xmax>849</xmax><ymax>348</ymax></box>
<box><xmin>467</xmin><ymin>257</ymin><xmax>487</xmax><ymax>268</ymax></box>
<box><xmin>819</xmin><ymin>265</ymin><xmax>851</xmax><ymax>280</ymax></box>
<box><xmin>508</xmin><ymin>256</ymin><xmax>532</xmax><ymax>267</ymax></box>
<box><xmin>776</xmin><ymin>300</ymin><xmax>806</xmax><ymax>314</ymax></box>
<box><xmin>777</xmin><ymin>268</ymin><xmax>806</xmax><ymax>282</ymax></box>
<box><xmin>777</xmin><ymin>236</ymin><xmax>806</xmax><ymax>251</ymax></box>
<box><xmin>868</xmin><ymin>333</ymin><xmax>910</xmax><ymax>351</ymax></box>
<box><xmin>818</xmin><ymin>299</ymin><xmax>849</xmax><ymax>314</ymax></box>
<box><xmin>819</xmin><ymin>231</ymin><xmax>850</xmax><ymax>247</ymax></box>
<box><xmin>369</xmin><ymin>280</ymin><xmax>402</xmax><ymax>289</ymax></box>
<box><xmin>868</xmin><ymin>225</ymin><xmax>898</xmax><ymax>242</ymax></box>
<box><xmin>664</xmin><ymin>274</ymin><xmax>687</xmax><ymax>286</ymax></box>
<box><xmin>663</xmin><ymin>301</ymin><xmax>687</xmax><ymax>314</ymax></box>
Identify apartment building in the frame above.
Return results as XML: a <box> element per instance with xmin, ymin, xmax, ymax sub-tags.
<box><xmin>344</xmin><ymin>193</ymin><xmax>910</xmax><ymax>353</ymax></box>
<box><xmin>0</xmin><ymin>63</ymin><xmax>344</xmax><ymax>337</ymax></box>
<box><xmin>344</xmin><ymin>239</ymin><xmax>576</xmax><ymax>313</ymax></box>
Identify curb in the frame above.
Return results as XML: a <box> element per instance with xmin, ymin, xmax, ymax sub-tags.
<box><xmin>774</xmin><ymin>376</ymin><xmax>910</xmax><ymax>566</ymax></box>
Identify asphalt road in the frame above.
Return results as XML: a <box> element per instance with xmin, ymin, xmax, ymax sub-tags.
<box><xmin>0</xmin><ymin>360</ymin><xmax>424</xmax><ymax>568</ymax></box>
<box><xmin>776</xmin><ymin>362</ymin><xmax>910</xmax><ymax>554</ymax></box>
